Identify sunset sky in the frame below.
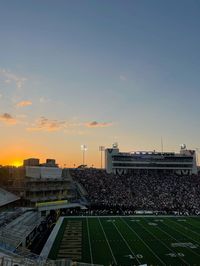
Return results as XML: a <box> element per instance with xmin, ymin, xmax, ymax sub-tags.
<box><xmin>1</xmin><ymin>0</ymin><xmax>200</xmax><ymax>167</ymax></box>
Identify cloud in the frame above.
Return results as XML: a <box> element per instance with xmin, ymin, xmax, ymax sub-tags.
<box><xmin>39</xmin><ymin>97</ymin><xmax>51</xmax><ymax>103</ymax></box>
<box><xmin>85</xmin><ymin>121</ymin><xmax>113</xmax><ymax>128</ymax></box>
<box><xmin>0</xmin><ymin>113</ymin><xmax>17</xmax><ymax>125</ymax></box>
<box><xmin>0</xmin><ymin>69</ymin><xmax>27</xmax><ymax>89</ymax></box>
<box><xmin>27</xmin><ymin>116</ymin><xmax>67</xmax><ymax>132</ymax></box>
<box><xmin>16</xmin><ymin>114</ymin><xmax>27</xmax><ymax>119</ymax></box>
<box><xmin>120</xmin><ymin>75</ymin><xmax>127</xmax><ymax>81</ymax></box>
<box><xmin>16</xmin><ymin>100</ymin><xmax>32</xmax><ymax>107</ymax></box>
<box><xmin>27</xmin><ymin>116</ymin><xmax>113</xmax><ymax>133</ymax></box>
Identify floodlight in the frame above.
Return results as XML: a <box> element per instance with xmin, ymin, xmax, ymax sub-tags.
<box><xmin>99</xmin><ymin>146</ymin><xmax>105</xmax><ymax>168</ymax></box>
<box><xmin>81</xmin><ymin>144</ymin><xmax>87</xmax><ymax>166</ymax></box>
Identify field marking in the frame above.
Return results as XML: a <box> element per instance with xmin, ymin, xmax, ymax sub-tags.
<box><xmin>166</xmin><ymin>252</ymin><xmax>185</xmax><ymax>258</ymax></box>
<box><xmin>171</xmin><ymin>243</ymin><xmax>197</xmax><ymax>248</ymax></box>
<box><xmin>150</xmin><ymin>219</ymin><xmax>200</xmax><ymax>262</ymax></box>
<box><xmin>148</xmin><ymin>222</ymin><xmax>158</xmax><ymax>226</ymax></box>
<box><xmin>121</xmin><ymin>218</ymin><xmax>166</xmax><ymax>266</ymax></box>
<box><xmin>86</xmin><ymin>217</ymin><xmax>93</xmax><ymax>264</ymax></box>
<box><xmin>112</xmin><ymin>220</ymin><xmax>141</xmax><ymax>265</ymax></box>
<box><xmin>165</xmin><ymin>219</ymin><xmax>200</xmax><ymax>248</ymax></box>
<box><xmin>141</xmin><ymin>218</ymin><xmax>190</xmax><ymax>265</ymax></box>
<box><xmin>188</xmin><ymin>217</ymin><xmax>200</xmax><ymax>231</ymax></box>
<box><xmin>160</xmin><ymin>222</ymin><xmax>200</xmax><ymax>258</ymax></box>
<box><xmin>186</xmin><ymin>219</ymin><xmax>200</xmax><ymax>231</ymax></box>
<box><xmin>173</xmin><ymin>219</ymin><xmax>200</xmax><ymax>237</ymax></box>
<box><xmin>163</xmin><ymin>219</ymin><xmax>200</xmax><ymax>257</ymax></box>
<box><xmin>189</xmin><ymin>217</ymin><xmax>200</xmax><ymax>225</ymax></box>
<box><xmin>98</xmin><ymin>218</ymin><xmax>117</xmax><ymax>265</ymax></box>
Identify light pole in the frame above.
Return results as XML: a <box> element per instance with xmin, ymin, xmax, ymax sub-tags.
<box><xmin>99</xmin><ymin>146</ymin><xmax>105</xmax><ymax>169</ymax></box>
<box><xmin>81</xmin><ymin>144</ymin><xmax>87</xmax><ymax>166</ymax></box>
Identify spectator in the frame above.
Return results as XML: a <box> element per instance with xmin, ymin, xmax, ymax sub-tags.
<box><xmin>70</xmin><ymin>169</ymin><xmax>200</xmax><ymax>215</ymax></box>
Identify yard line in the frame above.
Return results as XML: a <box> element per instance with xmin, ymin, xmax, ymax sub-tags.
<box><xmin>112</xmin><ymin>220</ymin><xmax>141</xmax><ymax>265</ymax></box>
<box><xmin>189</xmin><ymin>217</ymin><xmax>200</xmax><ymax>226</ymax></box>
<box><xmin>186</xmin><ymin>221</ymin><xmax>200</xmax><ymax>232</ymax></box>
<box><xmin>162</xmin><ymin>219</ymin><xmax>200</xmax><ymax>257</ymax></box>
<box><xmin>98</xmin><ymin>218</ymin><xmax>117</xmax><ymax>265</ymax></box>
<box><xmin>141</xmin><ymin>218</ymin><xmax>190</xmax><ymax>266</ymax></box>
<box><xmin>86</xmin><ymin>217</ymin><xmax>93</xmax><ymax>265</ymax></box>
<box><xmin>172</xmin><ymin>219</ymin><xmax>200</xmax><ymax>238</ymax></box>
<box><xmin>152</xmin><ymin>219</ymin><xmax>200</xmax><ymax>260</ymax></box>
<box><xmin>121</xmin><ymin>218</ymin><xmax>166</xmax><ymax>266</ymax></box>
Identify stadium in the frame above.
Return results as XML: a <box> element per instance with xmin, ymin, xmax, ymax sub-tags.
<box><xmin>0</xmin><ymin>145</ymin><xmax>200</xmax><ymax>266</ymax></box>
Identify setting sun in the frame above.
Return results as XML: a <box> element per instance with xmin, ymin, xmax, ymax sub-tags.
<box><xmin>11</xmin><ymin>160</ymin><xmax>23</xmax><ymax>167</ymax></box>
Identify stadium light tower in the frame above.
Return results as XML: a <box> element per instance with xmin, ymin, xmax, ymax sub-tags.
<box><xmin>81</xmin><ymin>144</ymin><xmax>87</xmax><ymax>166</ymax></box>
<box><xmin>99</xmin><ymin>146</ymin><xmax>105</xmax><ymax>169</ymax></box>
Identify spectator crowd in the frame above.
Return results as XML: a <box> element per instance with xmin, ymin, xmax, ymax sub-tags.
<box><xmin>70</xmin><ymin>168</ymin><xmax>200</xmax><ymax>215</ymax></box>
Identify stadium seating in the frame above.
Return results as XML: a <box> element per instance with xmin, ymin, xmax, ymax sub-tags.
<box><xmin>71</xmin><ymin>169</ymin><xmax>200</xmax><ymax>215</ymax></box>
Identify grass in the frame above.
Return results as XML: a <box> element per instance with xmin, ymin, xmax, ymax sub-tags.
<box><xmin>48</xmin><ymin>216</ymin><xmax>200</xmax><ymax>265</ymax></box>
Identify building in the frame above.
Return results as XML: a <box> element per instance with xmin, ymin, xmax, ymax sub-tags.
<box><xmin>6</xmin><ymin>159</ymin><xmax>78</xmax><ymax>209</ymax></box>
<box><xmin>23</xmin><ymin>158</ymin><xmax>40</xmax><ymax>167</ymax></box>
<box><xmin>105</xmin><ymin>144</ymin><xmax>197</xmax><ymax>175</ymax></box>
<box><xmin>44</xmin><ymin>159</ymin><xmax>58</xmax><ymax>167</ymax></box>
<box><xmin>0</xmin><ymin>161</ymin><xmax>84</xmax><ymax>259</ymax></box>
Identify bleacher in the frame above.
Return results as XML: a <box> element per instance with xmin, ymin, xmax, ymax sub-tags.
<box><xmin>0</xmin><ymin>249</ymin><xmax>72</xmax><ymax>266</ymax></box>
<box><xmin>0</xmin><ymin>211</ymin><xmax>44</xmax><ymax>249</ymax></box>
<box><xmin>0</xmin><ymin>208</ymin><xmax>25</xmax><ymax>228</ymax></box>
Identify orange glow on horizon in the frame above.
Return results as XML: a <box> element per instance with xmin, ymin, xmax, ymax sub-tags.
<box><xmin>1</xmin><ymin>154</ymin><xmax>102</xmax><ymax>168</ymax></box>
<box><xmin>10</xmin><ymin>160</ymin><xmax>23</xmax><ymax>167</ymax></box>
<box><xmin>0</xmin><ymin>144</ymin><xmax>105</xmax><ymax>168</ymax></box>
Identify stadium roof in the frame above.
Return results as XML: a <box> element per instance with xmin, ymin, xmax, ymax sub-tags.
<box><xmin>0</xmin><ymin>188</ymin><xmax>20</xmax><ymax>207</ymax></box>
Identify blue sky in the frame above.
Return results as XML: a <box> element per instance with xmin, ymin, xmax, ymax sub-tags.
<box><xmin>0</xmin><ymin>0</ymin><xmax>200</xmax><ymax>166</ymax></box>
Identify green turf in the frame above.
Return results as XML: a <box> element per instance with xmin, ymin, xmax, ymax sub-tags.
<box><xmin>49</xmin><ymin>216</ymin><xmax>200</xmax><ymax>265</ymax></box>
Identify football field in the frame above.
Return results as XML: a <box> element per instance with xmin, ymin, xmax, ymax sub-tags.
<box><xmin>48</xmin><ymin>216</ymin><xmax>200</xmax><ymax>265</ymax></box>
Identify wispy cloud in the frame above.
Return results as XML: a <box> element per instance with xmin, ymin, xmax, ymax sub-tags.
<box><xmin>16</xmin><ymin>100</ymin><xmax>32</xmax><ymax>107</ymax></box>
<box><xmin>0</xmin><ymin>113</ymin><xmax>17</xmax><ymax>125</ymax></box>
<box><xmin>27</xmin><ymin>116</ymin><xmax>113</xmax><ymax>132</ymax></box>
<box><xmin>27</xmin><ymin>116</ymin><xmax>67</xmax><ymax>132</ymax></box>
<box><xmin>0</xmin><ymin>69</ymin><xmax>27</xmax><ymax>89</ymax></box>
<box><xmin>85</xmin><ymin>121</ymin><xmax>113</xmax><ymax>128</ymax></box>
<box><xmin>120</xmin><ymin>75</ymin><xmax>127</xmax><ymax>81</ymax></box>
